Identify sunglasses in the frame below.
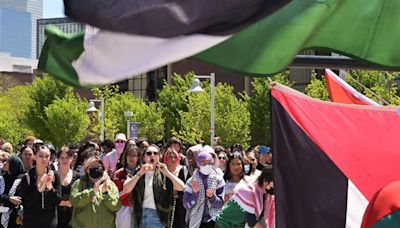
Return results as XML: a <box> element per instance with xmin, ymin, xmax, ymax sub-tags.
<box><xmin>218</xmin><ymin>156</ymin><xmax>226</xmax><ymax>160</ymax></box>
<box><xmin>145</xmin><ymin>151</ymin><xmax>159</xmax><ymax>156</ymax></box>
<box><xmin>115</xmin><ymin>140</ymin><xmax>125</xmax><ymax>143</ymax></box>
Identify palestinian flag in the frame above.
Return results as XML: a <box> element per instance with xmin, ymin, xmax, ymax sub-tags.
<box><xmin>38</xmin><ymin>26</ymin><xmax>230</xmax><ymax>86</ymax></box>
<box><xmin>361</xmin><ymin>181</ymin><xmax>400</xmax><ymax>228</ymax></box>
<box><xmin>271</xmin><ymin>83</ymin><xmax>400</xmax><ymax>227</ymax></box>
<box><xmin>39</xmin><ymin>0</ymin><xmax>400</xmax><ymax>87</ymax></box>
<box><xmin>63</xmin><ymin>0</ymin><xmax>290</xmax><ymax>38</ymax></box>
<box><xmin>325</xmin><ymin>69</ymin><xmax>380</xmax><ymax>106</ymax></box>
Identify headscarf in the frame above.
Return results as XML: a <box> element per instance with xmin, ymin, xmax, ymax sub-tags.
<box><xmin>8</xmin><ymin>156</ymin><xmax>24</xmax><ymax>178</ymax></box>
<box><xmin>186</xmin><ymin>144</ymin><xmax>202</xmax><ymax>175</ymax></box>
<box><xmin>196</xmin><ymin>151</ymin><xmax>213</xmax><ymax>166</ymax></box>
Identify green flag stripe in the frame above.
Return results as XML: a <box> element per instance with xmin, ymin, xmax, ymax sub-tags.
<box><xmin>373</xmin><ymin>210</ymin><xmax>400</xmax><ymax>228</ymax></box>
<box><xmin>195</xmin><ymin>0</ymin><xmax>400</xmax><ymax>75</ymax></box>
<box><xmin>38</xmin><ymin>26</ymin><xmax>84</xmax><ymax>87</ymax></box>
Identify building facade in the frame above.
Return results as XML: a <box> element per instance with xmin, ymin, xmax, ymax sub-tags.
<box><xmin>0</xmin><ymin>52</ymin><xmax>38</xmax><ymax>73</ymax></box>
<box><xmin>0</xmin><ymin>6</ymin><xmax>31</xmax><ymax>58</ymax></box>
<box><xmin>0</xmin><ymin>0</ymin><xmax>43</xmax><ymax>58</ymax></box>
<box><xmin>37</xmin><ymin>17</ymin><xmax>84</xmax><ymax>58</ymax></box>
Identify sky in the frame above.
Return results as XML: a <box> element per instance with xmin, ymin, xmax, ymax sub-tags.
<box><xmin>43</xmin><ymin>0</ymin><xmax>64</xmax><ymax>18</ymax></box>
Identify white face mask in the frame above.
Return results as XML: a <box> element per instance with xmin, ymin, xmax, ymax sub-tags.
<box><xmin>199</xmin><ymin>165</ymin><xmax>213</xmax><ymax>175</ymax></box>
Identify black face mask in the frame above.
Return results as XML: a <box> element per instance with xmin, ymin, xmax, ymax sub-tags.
<box><xmin>89</xmin><ymin>167</ymin><xmax>103</xmax><ymax>179</ymax></box>
<box><xmin>266</xmin><ymin>188</ymin><xmax>275</xmax><ymax>195</ymax></box>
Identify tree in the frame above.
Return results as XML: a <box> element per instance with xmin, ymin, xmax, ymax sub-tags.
<box><xmin>0</xmin><ymin>85</ymin><xmax>34</xmax><ymax>145</ymax></box>
<box><xmin>174</xmin><ymin>82</ymin><xmax>251</xmax><ymax>148</ymax></box>
<box><xmin>106</xmin><ymin>92</ymin><xmax>164</xmax><ymax>142</ymax></box>
<box><xmin>25</xmin><ymin>75</ymin><xmax>73</xmax><ymax>141</ymax></box>
<box><xmin>305</xmin><ymin>73</ymin><xmax>330</xmax><ymax>101</ymax></box>
<box><xmin>44</xmin><ymin>95</ymin><xmax>90</xmax><ymax>148</ymax></box>
<box><xmin>248</xmin><ymin>73</ymin><xmax>294</xmax><ymax>146</ymax></box>
<box><xmin>157</xmin><ymin>72</ymin><xmax>193</xmax><ymax>139</ymax></box>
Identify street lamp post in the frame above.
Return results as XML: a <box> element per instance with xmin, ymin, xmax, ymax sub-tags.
<box><xmin>124</xmin><ymin>111</ymin><xmax>133</xmax><ymax>139</ymax></box>
<box><xmin>189</xmin><ymin>73</ymin><xmax>215</xmax><ymax>147</ymax></box>
<box><xmin>86</xmin><ymin>97</ymin><xmax>105</xmax><ymax>141</ymax></box>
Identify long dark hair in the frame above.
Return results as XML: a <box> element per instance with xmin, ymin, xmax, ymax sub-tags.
<box><xmin>116</xmin><ymin>139</ymin><xmax>136</xmax><ymax>170</ymax></box>
<box><xmin>223</xmin><ymin>152</ymin><xmax>245</xmax><ymax>181</ymax></box>
<box><xmin>119</xmin><ymin>144</ymin><xmax>141</xmax><ymax>178</ymax></box>
<box><xmin>257</xmin><ymin>165</ymin><xmax>273</xmax><ymax>187</ymax></box>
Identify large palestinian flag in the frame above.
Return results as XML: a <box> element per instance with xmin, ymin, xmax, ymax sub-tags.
<box><xmin>39</xmin><ymin>0</ymin><xmax>400</xmax><ymax>87</ymax></box>
<box><xmin>271</xmin><ymin>83</ymin><xmax>400</xmax><ymax>227</ymax></box>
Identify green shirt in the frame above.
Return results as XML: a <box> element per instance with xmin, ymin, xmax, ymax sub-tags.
<box><xmin>70</xmin><ymin>177</ymin><xmax>121</xmax><ymax>228</ymax></box>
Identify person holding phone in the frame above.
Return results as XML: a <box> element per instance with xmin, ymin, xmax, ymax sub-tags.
<box><xmin>123</xmin><ymin>145</ymin><xmax>185</xmax><ymax>228</ymax></box>
<box><xmin>70</xmin><ymin>156</ymin><xmax>120</xmax><ymax>228</ymax></box>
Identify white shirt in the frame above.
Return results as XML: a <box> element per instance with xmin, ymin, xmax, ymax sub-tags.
<box><xmin>142</xmin><ymin>171</ymin><xmax>156</xmax><ymax>209</ymax></box>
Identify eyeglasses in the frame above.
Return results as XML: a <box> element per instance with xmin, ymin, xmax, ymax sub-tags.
<box><xmin>145</xmin><ymin>151</ymin><xmax>159</xmax><ymax>156</ymax></box>
<box><xmin>218</xmin><ymin>156</ymin><xmax>226</xmax><ymax>160</ymax></box>
<box><xmin>115</xmin><ymin>140</ymin><xmax>125</xmax><ymax>143</ymax></box>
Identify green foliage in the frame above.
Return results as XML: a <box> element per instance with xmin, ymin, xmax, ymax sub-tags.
<box><xmin>248</xmin><ymin>73</ymin><xmax>294</xmax><ymax>146</ymax></box>
<box><xmin>305</xmin><ymin>73</ymin><xmax>330</xmax><ymax>101</ymax></box>
<box><xmin>173</xmin><ymin>81</ymin><xmax>251</xmax><ymax>148</ymax></box>
<box><xmin>44</xmin><ymin>95</ymin><xmax>90</xmax><ymax>148</ymax></box>
<box><xmin>0</xmin><ymin>85</ymin><xmax>33</xmax><ymax>145</ymax></box>
<box><xmin>25</xmin><ymin>75</ymin><xmax>73</xmax><ymax>141</ymax></box>
<box><xmin>157</xmin><ymin>72</ymin><xmax>193</xmax><ymax>139</ymax></box>
<box><xmin>106</xmin><ymin>93</ymin><xmax>164</xmax><ymax>142</ymax></box>
<box><xmin>91</xmin><ymin>84</ymin><xmax>120</xmax><ymax>100</ymax></box>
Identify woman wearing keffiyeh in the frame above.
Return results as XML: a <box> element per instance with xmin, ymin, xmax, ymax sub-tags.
<box><xmin>216</xmin><ymin>166</ymin><xmax>275</xmax><ymax>228</ymax></box>
<box><xmin>183</xmin><ymin>149</ymin><xmax>225</xmax><ymax>228</ymax></box>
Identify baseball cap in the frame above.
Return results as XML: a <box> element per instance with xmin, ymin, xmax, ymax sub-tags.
<box><xmin>46</xmin><ymin>144</ymin><xmax>56</xmax><ymax>153</ymax></box>
<box><xmin>33</xmin><ymin>139</ymin><xmax>44</xmax><ymax>145</ymax></box>
<box><xmin>259</xmin><ymin>146</ymin><xmax>271</xmax><ymax>154</ymax></box>
<box><xmin>114</xmin><ymin>133</ymin><xmax>127</xmax><ymax>142</ymax></box>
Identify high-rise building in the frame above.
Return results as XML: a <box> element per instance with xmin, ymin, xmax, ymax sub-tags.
<box><xmin>37</xmin><ymin>17</ymin><xmax>84</xmax><ymax>58</ymax></box>
<box><xmin>0</xmin><ymin>0</ymin><xmax>43</xmax><ymax>58</ymax></box>
<box><xmin>0</xmin><ymin>6</ymin><xmax>31</xmax><ymax>58</ymax></box>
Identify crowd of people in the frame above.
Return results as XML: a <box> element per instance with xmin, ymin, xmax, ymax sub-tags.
<box><xmin>0</xmin><ymin>134</ymin><xmax>275</xmax><ymax>228</ymax></box>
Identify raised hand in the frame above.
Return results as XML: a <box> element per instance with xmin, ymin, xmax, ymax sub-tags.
<box><xmin>102</xmin><ymin>180</ymin><xmax>108</xmax><ymax>193</ymax></box>
<box><xmin>192</xmin><ymin>179</ymin><xmax>200</xmax><ymax>193</ymax></box>
<box><xmin>206</xmin><ymin>188</ymin><xmax>215</xmax><ymax>198</ymax></box>
<box><xmin>46</xmin><ymin>171</ymin><xmax>55</xmax><ymax>190</ymax></box>
<box><xmin>157</xmin><ymin>162</ymin><xmax>169</xmax><ymax>176</ymax></box>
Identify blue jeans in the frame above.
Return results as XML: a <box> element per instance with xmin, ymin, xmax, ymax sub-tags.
<box><xmin>141</xmin><ymin>208</ymin><xmax>164</xmax><ymax>228</ymax></box>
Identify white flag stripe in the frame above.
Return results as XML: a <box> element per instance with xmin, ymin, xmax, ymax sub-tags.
<box><xmin>346</xmin><ymin>180</ymin><xmax>369</xmax><ymax>228</ymax></box>
<box><xmin>72</xmin><ymin>26</ymin><xmax>230</xmax><ymax>85</ymax></box>
<box><xmin>325</xmin><ymin>69</ymin><xmax>380</xmax><ymax>106</ymax></box>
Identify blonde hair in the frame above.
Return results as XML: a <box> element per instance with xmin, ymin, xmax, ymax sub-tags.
<box><xmin>1</xmin><ymin>142</ymin><xmax>13</xmax><ymax>154</ymax></box>
<box><xmin>0</xmin><ymin>150</ymin><xmax>10</xmax><ymax>162</ymax></box>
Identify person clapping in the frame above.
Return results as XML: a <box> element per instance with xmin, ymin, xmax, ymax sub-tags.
<box><xmin>70</xmin><ymin>156</ymin><xmax>120</xmax><ymax>228</ymax></box>
<box><xmin>19</xmin><ymin>145</ymin><xmax>61</xmax><ymax>228</ymax></box>
<box><xmin>123</xmin><ymin>145</ymin><xmax>185</xmax><ymax>228</ymax></box>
